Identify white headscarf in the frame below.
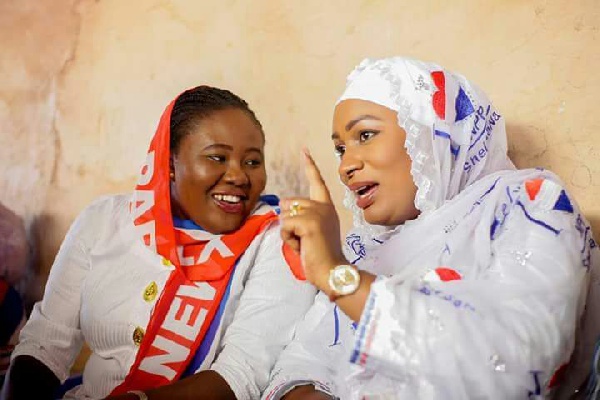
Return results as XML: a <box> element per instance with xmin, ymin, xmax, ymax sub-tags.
<box><xmin>337</xmin><ymin>57</ymin><xmax>515</xmax><ymax>237</ymax></box>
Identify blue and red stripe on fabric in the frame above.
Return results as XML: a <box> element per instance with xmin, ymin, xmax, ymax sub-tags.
<box><xmin>170</xmin><ymin>217</ymin><xmax>238</xmax><ymax>377</ymax></box>
<box><xmin>182</xmin><ymin>262</ymin><xmax>236</xmax><ymax>377</ymax></box>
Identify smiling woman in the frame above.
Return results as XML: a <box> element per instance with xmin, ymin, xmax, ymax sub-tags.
<box><xmin>1</xmin><ymin>86</ymin><xmax>315</xmax><ymax>400</ymax></box>
<box><xmin>170</xmin><ymin>104</ymin><xmax>267</xmax><ymax>234</ymax></box>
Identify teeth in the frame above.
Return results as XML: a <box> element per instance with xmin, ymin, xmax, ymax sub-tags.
<box><xmin>214</xmin><ymin>194</ymin><xmax>241</xmax><ymax>203</ymax></box>
<box><xmin>355</xmin><ymin>185</ymin><xmax>369</xmax><ymax>195</ymax></box>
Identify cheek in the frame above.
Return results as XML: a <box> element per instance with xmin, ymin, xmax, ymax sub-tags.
<box><xmin>393</xmin><ymin>156</ymin><xmax>415</xmax><ymax>189</ymax></box>
<box><xmin>392</xmin><ymin>158</ymin><xmax>416</xmax><ymax>196</ymax></box>
<box><xmin>370</xmin><ymin>140</ymin><xmax>410</xmax><ymax>173</ymax></box>
<box><xmin>176</xmin><ymin>163</ymin><xmax>217</xmax><ymax>195</ymax></box>
<box><xmin>250</xmin><ymin>168</ymin><xmax>267</xmax><ymax>193</ymax></box>
<box><xmin>375</xmin><ymin>146</ymin><xmax>416</xmax><ymax>200</ymax></box>
<box><xmin>183</xmin><ymin>161</ymin><xmax>219</xmax><ymax>182</ymax></box>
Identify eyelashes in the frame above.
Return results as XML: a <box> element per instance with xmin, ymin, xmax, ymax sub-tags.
<box><xmin>206</xmin><ymin>155</ymin><xmax>262</xmax><ymax>167</ymax></box>
<box><xmin>333</xmin><ymin>130</ymin><xmax>380</xmax><ymax>158</ymax></box>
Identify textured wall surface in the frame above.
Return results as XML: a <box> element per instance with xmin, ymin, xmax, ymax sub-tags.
<box><xmin>1</xmin><ymin>0</ymin><xmax>599</xmax><ymax>303</ymax></box>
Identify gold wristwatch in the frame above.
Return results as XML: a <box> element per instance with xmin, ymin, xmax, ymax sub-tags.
<box><xmin>327</xmin><ymin>264</ymin><xmax>361</xmax><ymax>301</ymax></box>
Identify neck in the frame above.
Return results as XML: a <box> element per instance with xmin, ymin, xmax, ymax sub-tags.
<box><xmin>170</xmin><ymin>197</ymin><xmax>190</xmax><ymax>221</ymax></box>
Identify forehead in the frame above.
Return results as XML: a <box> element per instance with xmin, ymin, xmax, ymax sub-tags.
<box><xmin>332</xmin><ymin>99</ymin><xmax>397</xmax><ymax>136</ymax></box>
<box><xmin>185</xmin><ymin>108</ymin><xmax>264</xmax><ymax>147</ymax></box>
<box><xmin>335</xmin><ymin>98</ymin><xmax>386</xmax><ymax>114</ymax></box>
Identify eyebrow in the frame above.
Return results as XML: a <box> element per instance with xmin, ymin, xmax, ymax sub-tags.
<box><xmin>202</xmin><ymin>143</ymin><xmax>263</xmax><ymax>154</ymax></box>
<box><xmin>203</xmin><ymin>144</ymin><xmax>233</xmax><ymax>151</ymax></box>
<box><xmin>246</xmin><ymin>147</ymin><xmax>263</xmax><ymax>155</ymax></box>
<box><xmin>331</xmin><ymin>114</ymin><xmax>382</xmax><ymax>139</ymax></box>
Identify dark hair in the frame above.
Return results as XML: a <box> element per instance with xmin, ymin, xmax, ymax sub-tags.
<box><xmin>169</xmin><ymin>85</ymin><xmax>263</xmax><ymax>153</ymax></box>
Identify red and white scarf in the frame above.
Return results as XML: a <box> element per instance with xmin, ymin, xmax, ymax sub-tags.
<box><xmin>111</xmin><ymin>94</ymin><xmax>303</xmax><ymax>395</ymax></box>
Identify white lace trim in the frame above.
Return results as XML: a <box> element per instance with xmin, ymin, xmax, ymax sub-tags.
<box><xmin>341</xmin><ymin>59</ymin><xmax>437</xmax><ymax>240</ymax></box>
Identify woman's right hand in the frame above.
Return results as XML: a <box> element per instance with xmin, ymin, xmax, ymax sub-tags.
<box><xmin>279</xmin><ymin>150</ymin><xmax>347</xmax><ymax>293</ymax></box>
<box><xmin>282</xmin><ymin>385</ymin><xmax>333</xmax><ymax>400</ymax></box>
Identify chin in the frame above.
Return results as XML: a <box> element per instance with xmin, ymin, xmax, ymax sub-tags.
<box><xmin>200</xmin><ymin>203</ymin><xmax>252</xmax><ymax>234</ymax></box>
<box><xmin>214</xmin><ymin>220</ymin><xmax>245</xmax><ymax>234</ymax></box>
<box><xmin>191</xmin><ymin>214</ymin><xmax>243</xmax><ymax>235</ymax></box>
<box><xmin>363</xmin><ymin>207</ymin><xmax>412</xmax><ymax>227</ymax></box>
<box><xmin>363</xmin><ymin>210</ymin><xmax>393</xmax><ymax>226</ymax></box>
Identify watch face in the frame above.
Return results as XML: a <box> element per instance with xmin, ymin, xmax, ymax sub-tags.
<box><xmin>333</xmin><ymin>268</ymin><xmax>356</xmax><ymax>286</ymax></box>
<box><xmin>330</xmin><ymin>265</ymin><xmax>360</xmax><ymax>295</ymax></box>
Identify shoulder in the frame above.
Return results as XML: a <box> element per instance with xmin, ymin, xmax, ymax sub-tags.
<box><xmin>79</xmin><ymin>193</ymin><xmax>132</xmax><ymax>219</ymax></box>
<box><xmin>259</xmin><ymin>219</ymin><xmax>283</xmax><ymax>244</ymax></box>
<box><xmin>246</xmin><ymin>219</ymin><xmax>309</xmax><ymax>282</ymax></box>
<box><xmin>494</xmin><ymin>171</ymin><xmax>580</xmax><ymax>226</ymax></box>
<box><xmin>69</xmin><ymin>193</ymin><xmax>133</xmax><ymax>243</ymax></box>
<box><xmin>250</xmin><ymin>219</ymin><xmax>285</xmax><ymax>262</ymax></box>
<box><xmin>491</xmin><ymin>171</ymin><xmax>595</xmax><ymax>266</ymax></box>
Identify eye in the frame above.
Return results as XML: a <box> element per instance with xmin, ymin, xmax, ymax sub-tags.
<box><xmin>334</xmin><ymin>144</ymin><xmax>346</xmax><ymax>158</ymax></box>
<box><xmin>207</xmin><ymin>155</ymin><xmax>226</xmax><ymax>162</ymax></box>
<box><xmin>245</xmin><ymin>158</ymin><xmax>262</xmax><ymax>167</ymax></box>
<box><xmin>359</xmin><ymin>130</ymin><xmax>378</xmax><ymax>143</ymax></box>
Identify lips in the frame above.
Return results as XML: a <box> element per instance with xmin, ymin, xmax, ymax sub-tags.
<box><xmin>211</xmin><ymin>192</ymin><xmax>247</xmax><ymax>214</ymax></box>
<box><xmin>348</xmin><ymin>182</ymin><xmax>379</xmax><ymax>210</ymax></box>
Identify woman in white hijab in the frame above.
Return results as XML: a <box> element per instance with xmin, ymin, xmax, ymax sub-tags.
<box><xmin>263</xmin><ymin>57</ymin><xmax>600</xmax><ymax>399</ymax></box>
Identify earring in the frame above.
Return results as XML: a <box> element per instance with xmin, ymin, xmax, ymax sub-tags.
<box><xmin>169</xmin><ymin>172</ymin><xmax>175</xmax><ymax>180</ymax></box>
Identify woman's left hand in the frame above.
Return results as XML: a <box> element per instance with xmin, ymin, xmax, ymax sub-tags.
<box><xmin>279</xmin><ymin>149</ymin><xmax>348</xmax><ymax>292</ymax></box>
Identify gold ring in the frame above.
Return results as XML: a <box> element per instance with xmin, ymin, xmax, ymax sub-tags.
<box><xmin>289</xmin><ymin>201</ymin><xmax>301</xmax><ymax>217</ymax></box>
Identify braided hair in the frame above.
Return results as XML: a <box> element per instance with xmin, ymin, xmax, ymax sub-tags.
<box><xmin>170</xmin><ymin>86</ymin><xmax>263</xmax><ymax>153</ymax></box>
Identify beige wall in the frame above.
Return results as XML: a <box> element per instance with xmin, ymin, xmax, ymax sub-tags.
<box><xmin>1</xmin><ymin>0</ymin><xmax>599</xmax><ymax>300</ymax></box>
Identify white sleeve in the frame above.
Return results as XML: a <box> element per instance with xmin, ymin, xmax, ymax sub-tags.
<box><xmin>210</xmin><ymin>224</ymin><xmax>317</xmax><ymax>400</ymax></box>
<box><xmin>11</xmin><ymin>201</ymin><xmax>102</xmax><ymax>382</ymax></box>
<box><xmin>350</xmin><ymin>181</ymin><xmax>594</xmax><ymax>398</ymax></box>
<box><xmin>262</xmin><ymin>293</ymin><xmax>343</xmax><ymax>400</ymax></box>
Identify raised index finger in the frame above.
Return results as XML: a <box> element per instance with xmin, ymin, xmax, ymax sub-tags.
<box><xmin>302</xmin><ymin>148</ymin><xmax>333</xmax><ymax>204</ymax></box>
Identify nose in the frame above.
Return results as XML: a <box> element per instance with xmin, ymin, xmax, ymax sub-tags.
<box><xmin>338</xmin><ymin>147</ymin><xmax>363</xmax><ymax>182</ymax></box>
<box><xmin>224</xmin><ymin>162</ymin><xmax>249</xmax><ymax>186</ymax></box>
